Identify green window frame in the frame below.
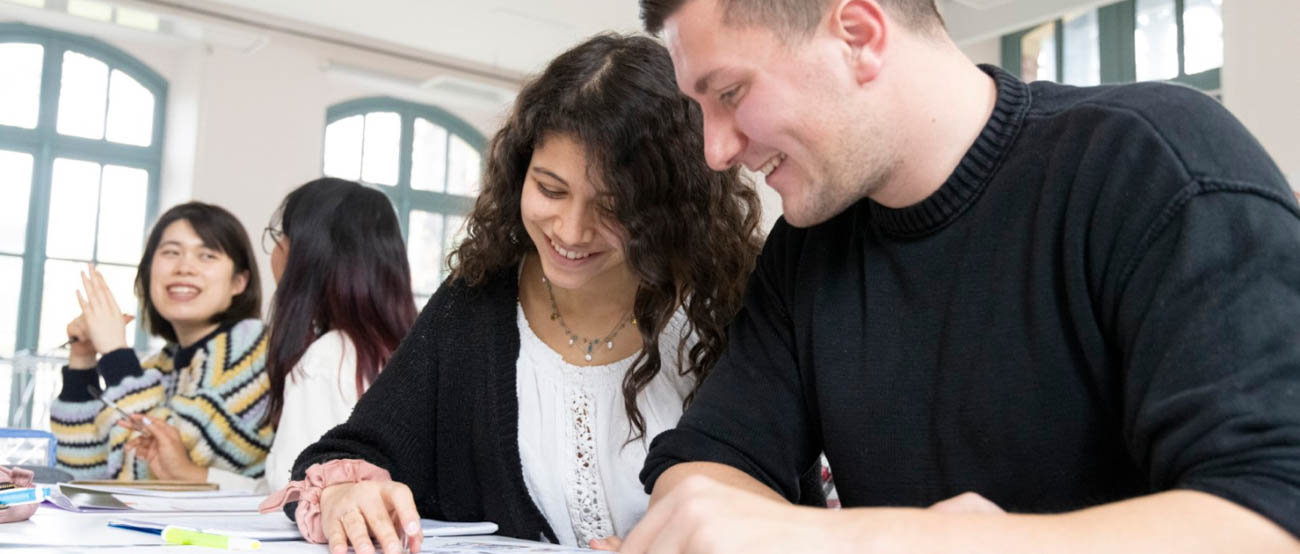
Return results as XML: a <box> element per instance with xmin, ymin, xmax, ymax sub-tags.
<box><xmin>0</xmin><ymin>22</ymin><xmax>166</xmax><ymax>427</ymax></box>
<box><xmin>1000</xmin><ymin>0</ymin><xmax>1221</xmax><ymax>91</ymax></box>
<box><xmin>322</xmin><ymin>97</ymin><xmax>486</xmax><ymax>305</ymax></box>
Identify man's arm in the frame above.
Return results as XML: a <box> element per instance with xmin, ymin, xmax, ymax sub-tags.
<box><xmin>623</xmin><ymin>476</ymin><xmax>1299</xmax><ymax>554</ymax></box>
<box><xmin>640</xmin><ymin>222</ymin><xmax>822</xmax><ymax>501</ymax></box>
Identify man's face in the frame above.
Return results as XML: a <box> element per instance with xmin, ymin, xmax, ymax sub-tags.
<box><xmin>663</xmin><ymin>0</ymin><xmax>898</xmax><ymax>227</ymax></box>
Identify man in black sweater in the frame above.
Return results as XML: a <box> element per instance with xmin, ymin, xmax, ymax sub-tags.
<box><xmin>613</xmin><ymin>0</ymin><xmax>1300</xmax><ymax>552</ymax></box>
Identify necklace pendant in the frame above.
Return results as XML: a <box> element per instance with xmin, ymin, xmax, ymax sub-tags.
<box><xmin>584</xmin><ymin>353</ymin><xmax>592</xmax><ymax>361</ymax></box>
<box><xmin>568</xmin><ymin>336</ymin><xmax>575</xmax><ymax>345</ymax></box>
<box><xmin>607</xmin><ymin>341</ymin><xmax>613</xmax><ymax>349</ymax></box>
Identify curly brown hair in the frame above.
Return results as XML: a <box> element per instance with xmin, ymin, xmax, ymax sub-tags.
<box><xmin>449</xmin><ymin>33</ymin><xmax>763</xmax><ymax>442</ymax></box>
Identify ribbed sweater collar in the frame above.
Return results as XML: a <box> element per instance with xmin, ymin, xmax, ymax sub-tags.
<box><xmin>868</xmin><ymin>64</ymin><xmax>1031</xmax><ymax>237</ymax></box>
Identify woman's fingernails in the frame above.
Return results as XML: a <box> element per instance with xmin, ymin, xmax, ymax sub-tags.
<box><xmin>405</xmin><ymin>521</ymin><xmax>420</xmax><ymax>535</ymax></box>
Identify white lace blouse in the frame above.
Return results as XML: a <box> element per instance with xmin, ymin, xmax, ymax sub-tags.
<box><xmin>515</xmin><ymin>303</ymin><xmax>696</xmax><ymax>547</ymax></box>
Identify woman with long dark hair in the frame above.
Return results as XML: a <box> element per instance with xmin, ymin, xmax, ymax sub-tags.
<box><xmin>261</xmin><ymin>34</ymin><xmax>765</xmax><ymax>551</ymax></box>
<box><xmin>50</xmin><ymin>202</ymin><xmax>269</xmax><ymax>482</ymax></box>
<box><xmin>120</xmin><ymin>178</ymin><xmax>417</xmax><ymax>492</ymax></box>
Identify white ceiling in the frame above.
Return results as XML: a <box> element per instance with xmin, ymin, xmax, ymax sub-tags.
<box><xmin>188</xmin><ymin>0</ymin><xmax>1103</xmax><ymax>76</ymax></box>
<box><xmin>199</xmin><ymin>0</ymin><xmax>644</xmax><ymax>77</ymax></box>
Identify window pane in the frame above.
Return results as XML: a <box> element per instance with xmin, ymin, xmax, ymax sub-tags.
<box><xmin>0</xmin><ymin>150</ymin><xmax>34</xmax><ymax>254</ymax></box>
<box><xmin>1135</xmin><ymin>0</ymin><xmax>1179</xmax><ymax>81</ymax></box>
<box><xmin>0</xmin><ymin>42</ymin><xmax>43</xmax><ymax>129</ymax></box>
<box><xmin>410</xmin><ymin>118</ymin><xmax>448</xmax><ymax>192</ymax></box>
<box><xmin>105</xmin><ymin>69</ymin><xmax>154</xmax><ymax>147</ymax></box>
<box><xmin>38</xmin><ymin>259</ymin><xmax>83</xmax><ymax>352</ymax></box>
<box><xmin>98</xmin><ymin>263</ymin><xmax>140</xmax><ymax>344</ymax></box>
<box><xmin>96</xmin><ymin>165</ymin><xmax>148</xmax><ymax>265</ymax></box>
<box><xmin>0</xmin><ymin>255</ymin><xmax>22</xmax><ymax>357</ymax></box>
<box><xmin>442</xmin><ymin>215</ymin><xmax>466</xmax><ymax>282</ymax></box>
<box><xmin>57</xmin><ymin>51</ymin><xmax>110</xmax><ymax>140</ymax></box>
<box><xmin>323</xmin><ymin>115</ymin><xmax>363</xmax><ymax>181</ymax></box>
<box><xmin>38</xmin><ymin>260</ymin><xmax>138</xmax><ymax>353</ymax></box>
<box><xmin>1062</xmin><ymin>10</ymin><xmax>1100</xmax><ymax>86</ymax></box>
<box><xmin>446</xmin><ymin>135</ymin><xmax>481</xmax><ymax>197</ymax></box>
<box><xmin>1020</xmin><ymin>22</ymin><xmax>1057</xmax><ymax>83</ymax></box>
<box><xmin>1183</xmin><ymin>0</ymin><xmax>1223</xmax><ymax>75</ymax></box>
<box><xmin>361</xmin><ymin>112</ymin><xmax>399</xmax><ymax>186</ymax></box>
<box><xmin>407</xmin><ymin>210</ymin><xmax>443</xmax><ymax>295</ymax></box>
<box><xmin>0</xmin><ymin>361</ymin><xmax>9</xmax><ymax>427</ymax></box>
<box><xmin>46</xmin><ymin>158</ymin><xmax>102</xmax><ymax>260</ymax></box>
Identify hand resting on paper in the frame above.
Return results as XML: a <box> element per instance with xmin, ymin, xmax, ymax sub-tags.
<box><xmin>317</xmin><ymin>480</ymin><xmax>423</xmax><ymax>554</ymax></box>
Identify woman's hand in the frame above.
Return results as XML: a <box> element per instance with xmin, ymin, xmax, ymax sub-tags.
<box><xmin>65</xmin><ymin>316</ymin><xmax>98</xmax><ymax>369</ymax></box>
<box><xmin>591</xmin><ymin>536</ymin><xmax>623</xmax><ymax>550</ymax></box>
<box><xmin>75</xmin><ymin>266</ymin><xmax>129</xmax><ymax>355</ymax></box>
<box><xmin>319</xmin><ymin>480</ymin><xmax>423</xmax><ymax>554</ymax></box>
<box><xmin>120</xmin><ymin>416</ymin><xmax>207</xmax><ymax>482</ymax></box>
<box><xmin>66</xmin><ymin>313</ymin><xmax>134</xmax><ymax>369</ymax></box>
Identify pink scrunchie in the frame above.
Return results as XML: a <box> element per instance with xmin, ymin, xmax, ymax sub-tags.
<box><xmin>258</xmin><ymin>459</ymin><xmax>392</xmax><ymax>543</ymax></box>
<box><xmin>0</xmin><ymin>466</ymin><xmax>39</xmax><ymax>523</ymax></box>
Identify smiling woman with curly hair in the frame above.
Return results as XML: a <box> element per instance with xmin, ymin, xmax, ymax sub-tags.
<box><xmin>264</xmin><ymin>33</ymin><xmax>774</xmax><ymax>551</ymax></box>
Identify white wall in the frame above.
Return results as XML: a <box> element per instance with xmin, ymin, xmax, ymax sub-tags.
<box><xmin>960</xmin><ymin>36</ymin><xmax>1002</xmax><ymax>68</ymax></box>
<box><xmin>1222</xmin><ymin>0</ymin><xmax>1300</xmax><ymax>186</ymax></box>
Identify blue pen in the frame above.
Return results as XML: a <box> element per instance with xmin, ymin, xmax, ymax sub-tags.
<box><xmin>0</xmin><ymin>486</ymin><xmax>55</xmax><ymax>507</ymax></box>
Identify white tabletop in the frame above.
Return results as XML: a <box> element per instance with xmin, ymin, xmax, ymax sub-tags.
<box><xmin>1</xmin><ymin>507</ymin><xmax>588</xmax><ymax>553</ymax></box>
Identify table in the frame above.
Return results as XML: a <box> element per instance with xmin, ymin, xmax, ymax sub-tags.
<box><xmin>1</xmin><ymin>507</ymin><xmax>588</xmax><ymax>553</ymax></box>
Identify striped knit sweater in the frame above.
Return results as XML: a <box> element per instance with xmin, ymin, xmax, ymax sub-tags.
<box><xmin>50</xmin><ymin>319</ymin><xmax>273</xmax><ymax>481</ymax></box>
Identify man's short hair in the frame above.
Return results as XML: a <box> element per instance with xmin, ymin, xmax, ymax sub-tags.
<box><xmin>640</xmin><ymin>0</ymin><xmax>945</xmax><ymax>37</ymax></box>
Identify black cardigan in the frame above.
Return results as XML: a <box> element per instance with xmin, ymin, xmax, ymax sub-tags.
<box><xmin>290</xmin><ymin>265</ymin><xmax>828</xmax><ymax>542</ymax></box>
<box><xmin>290</xmin><ymin>267</ymin><xmax>559</xmax><ymax>542</ymax></box>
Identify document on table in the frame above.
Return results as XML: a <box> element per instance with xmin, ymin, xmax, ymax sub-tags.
<box><xmin>48</xmin><ymin>484</ymin><xmax>263</xmax><ymax>512</ymax></box>
<box><xmin>419</xmin><ymin>535</ymin><xmax>591</xmax><ymax>552</ymax></box>
<box><xmin>66</xmin><ymin>483</ymin><xmax>262</xmax><ymax>498</ymax></box>
<box><xmin>114</xmin><ymin>513</ymin><xmax>499</xmax><ymax>540</ymax></box>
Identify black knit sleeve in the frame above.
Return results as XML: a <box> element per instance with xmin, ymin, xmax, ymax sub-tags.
<box><xmin>1115</xmin><ymin>184</ymin><xmax>1300</xmax><ymax>538</ymax></box>
<box><xmin>641</xmin><ymin>221</ymin><xmax>821</xmax><ymax>502</ymax></box>
<box><xmin>289</xmin><ymin>285</ymin><xmax>446</xmax><ymax>518</ymax></box>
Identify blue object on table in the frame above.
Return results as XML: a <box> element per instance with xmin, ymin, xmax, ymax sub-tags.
<box><xmin>0</xmin><ymin>485</ymin><xmax>55</xmax><ymax>507</ymax></box>
<box><xmin>0</xmin><ymin>428</ymin><xmax>57</xmax><ymax>467</ymax></box>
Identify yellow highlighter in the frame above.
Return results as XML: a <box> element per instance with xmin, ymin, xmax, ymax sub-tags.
<box><xmin>109</xmin><ymin>519</ymin><xmax>261</xmax><ymax>550</ymax></box>
<box><xmin>161</xmin><ymin>525</ymin><xmax>262</xmax><ymax>550</ymax></box>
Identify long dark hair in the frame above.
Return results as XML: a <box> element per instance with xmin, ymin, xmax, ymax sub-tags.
<box><xmin>450</xmin><ymin>34</ymin><xmax>763</xmax><ymax>441</ymax></box>
<box><xmin>136</xmin><ymin>202</ymin><xmax>262</xmax><ymax>344</ymax></box>
<box><xmin>264</xmin><ymin>178</ymin><xmax>417</xmax><ymax>427</ymax></box>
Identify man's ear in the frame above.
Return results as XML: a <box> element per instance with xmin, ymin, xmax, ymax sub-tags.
<box><xmin>830</xmin><ymin>0</ymin><xmax>888</xmax><ymax>84</ymax></box>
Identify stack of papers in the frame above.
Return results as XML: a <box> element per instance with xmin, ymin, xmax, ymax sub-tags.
<box><xmin>48</xmin><ymin>484</ymin><xmax>264</xmax><ymax>512</ymax></box>
<box><xmin>109</xmin><ymin>514</ymin><xmax>498</xmax><ymax>541</ymax></box>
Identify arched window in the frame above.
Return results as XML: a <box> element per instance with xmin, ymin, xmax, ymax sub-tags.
<box><xmin>321</xmin><ymin>97</ymin><xmax>485</xmax><ymax>307</ymax></box>
<box><xmin>0</xmin><ymin>23</ymin><xmax>165</xmax><ymax>426</ymax></box>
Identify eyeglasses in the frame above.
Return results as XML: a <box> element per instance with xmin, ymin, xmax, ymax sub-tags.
<box><xmin>261</xmin><ymin>226</ymin><xmax>284</xmax><ymax>255</ymax></box>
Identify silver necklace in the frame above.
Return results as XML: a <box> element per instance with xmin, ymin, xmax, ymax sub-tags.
<box><xmin>541</xmin><ymin>275</ymin><xmax>635</xmax><ymax>362</ymax></box>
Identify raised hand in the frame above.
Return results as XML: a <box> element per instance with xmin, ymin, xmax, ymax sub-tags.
<box><xmin>75</xmin><ymin>265</ymin><xmax>130</xmax><ymax>355</ymax></box>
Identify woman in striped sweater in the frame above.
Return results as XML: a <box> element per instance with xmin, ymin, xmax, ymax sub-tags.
<box><xmin>49</xmin><ymin>202</ymin><xmax>272</xmax><ymax>483</ymax></box>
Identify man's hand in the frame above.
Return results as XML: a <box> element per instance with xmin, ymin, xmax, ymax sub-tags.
<box><xmin>620</xmin><ymin>474</ymin><xmax>858</xmax><ymax>554</ymax></box>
